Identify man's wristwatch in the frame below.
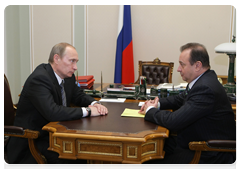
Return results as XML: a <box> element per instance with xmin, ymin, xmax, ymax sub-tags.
<box><xmin>86</xmin><ymin>107</ymin><xmax>91</xmax><ymax>117</ymax></box>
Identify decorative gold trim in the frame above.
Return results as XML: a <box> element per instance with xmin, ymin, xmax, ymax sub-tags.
<box><xmin>141</xmin><ymin>141</ymin><xmax>157</xmax><ymax>156</ymax></box>
<box><xmin>153</xmin><ymin>58</ymin><xmax>161</xmax><ymax>64</ymax></box>
<box><xmin>54</xmin><ymin>137</ymin><xmax>60</xmax><ymax>148</ymax></box>
<box><xmin>63</xmin><ymin>141</ymin><xmax>73</xmax><ymax>153</ymax></box>
<box><xmin>78</xmin><ymin>141</ymin><xmax>122</xmax><ymax>156</ymax></box>
<box><xmin>127</xmin><ymin>146</ymin><xmax>138</xmax><ymax>158</ymax></box>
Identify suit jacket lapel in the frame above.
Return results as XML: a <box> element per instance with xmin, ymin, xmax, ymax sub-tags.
<box><xmin>45</xmin><ymin>64</ymin><xmax>62</xmax><ymax>104</ymax></box>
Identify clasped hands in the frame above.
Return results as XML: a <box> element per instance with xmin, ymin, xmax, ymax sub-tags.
<box><xmin>85</xmin><ymin>97</ymin><xmax>159</xmax><ymax>117</ymax></box>
<box><xmin>89</xmin><ymin>103</ymin><xmax>108</xmax><ymax>116</ymax></box>
<box><xmin>139</xmin><ymin>97</ymin><xmax>159</xmax><ymax>115</ymax></box>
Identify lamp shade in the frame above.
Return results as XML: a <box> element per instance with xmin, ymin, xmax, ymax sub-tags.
<box><xmin>214</xmin><ymin>43</ymin><xmax>236</xmax><ymax>54</ymax></box>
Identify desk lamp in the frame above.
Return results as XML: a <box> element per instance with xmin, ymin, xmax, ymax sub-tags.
<box><xmin>214</xmin><ymin>37</ymin><xmax>236</xmax><ymax>93</ymax></box>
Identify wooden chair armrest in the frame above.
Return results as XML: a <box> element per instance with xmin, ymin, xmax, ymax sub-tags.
<box><xmin>189</xmin><ymin>140</ymin><xmax>236</xmax><ymax>164</ymax></box>
<box><xmin>189</xmin><ymin>140</ymin><xmax>236</xmax><ymax>152</ymax></box>
<box><xmin>4</xmin><ymin>126</ymin><xmax>39</xmax><ymax>139</ymax></box>
<box><xmin>4</xmin><ymin>126</ymin><xmax>46</xmax><ymax>164</ymax></box>
<box><xmin>4</xmin><ymin>126</ymin><xmax>24</xmax><ymax>135</ymax></box>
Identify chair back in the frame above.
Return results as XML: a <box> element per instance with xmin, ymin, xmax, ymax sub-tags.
<box><xmin>4</xmin><ymin>74</ymin><xmax>46</xmax><ymax>164</ymax></box>
<box><xmin>4</xmin><ymin>74</ymin><xmax>15</xmax><ymax>126</ymax></box>
<box><xmin>135</xmin><ymin>58</ymin><xmax>174</xmax><ymax>85</ymax></box>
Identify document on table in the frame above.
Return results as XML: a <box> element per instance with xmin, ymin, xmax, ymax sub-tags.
<box><xmin>99</xmin><ymin>98</ymin><xmax>126</xmax><ymax>103</ymax></box>
<box><xmin>121</xmin><ymin>108</ymin><xmax>145</xmax><ymax>118</ymax></box>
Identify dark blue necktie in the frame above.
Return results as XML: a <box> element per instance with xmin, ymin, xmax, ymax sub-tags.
<box><xmin>60</xmin><ymin>80</ymin><xmax>67</xmax><ymax>106</ymax></box>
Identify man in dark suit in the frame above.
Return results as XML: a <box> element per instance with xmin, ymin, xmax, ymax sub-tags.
<box><xmin>7</xmin><ymin>42</ymin><xmax>108</xmax><ymax>164</ymax></box>
<box><xmin>140</xmin><ymin>43</ymin><xmax>236</xmax><ymax>164</ymax></box>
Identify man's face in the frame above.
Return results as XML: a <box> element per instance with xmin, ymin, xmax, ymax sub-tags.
<box><xmin>56</xmin><ymin>46</ymin><xmax>78</xmax><ymax>79</ymax></box>
<box><xmin>177</xmin><ymin>49</ymin><xmax>196</xmax><ymax>83</ymax></box>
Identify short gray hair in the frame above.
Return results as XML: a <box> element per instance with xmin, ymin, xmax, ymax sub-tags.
<box><xmin>48</xmin><ymin>42</ymin><xmax>76</xmax><ymax>63</ymax></box>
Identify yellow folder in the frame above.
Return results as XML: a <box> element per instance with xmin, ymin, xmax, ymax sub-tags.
<box><xmin>121</xmin><ymin>108</ymin><xmax>145</xmax><ymax>118</ymax></box>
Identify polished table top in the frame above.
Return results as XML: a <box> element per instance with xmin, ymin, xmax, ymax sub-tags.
<box><xmin>59</xmin><ymin>102</ymin><xmax>157</xmax><ymax>135</ymax></box>
<box><xmin>56</xmin><ymin>102</ymin><xmax>168</xmax><ymax>138</ymax></box>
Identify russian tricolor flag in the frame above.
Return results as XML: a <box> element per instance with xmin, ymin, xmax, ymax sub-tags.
<box><xmin>114</xmin><ymin>5</ymin><xmax>134</xmax><ymax>84</ymax></box>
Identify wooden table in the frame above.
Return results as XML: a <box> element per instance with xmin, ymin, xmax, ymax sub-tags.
<box><xmin>42</xmin><ymin>102</ymin><xmax>169</xmax><ymax>164</ymax></box>
<box><xmin>43</xmin><ymin>82</ymin><xmax>236</xmax><ymax>163</ymax></box>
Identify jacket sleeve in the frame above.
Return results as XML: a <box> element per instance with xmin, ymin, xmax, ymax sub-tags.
<box><xmin>27</xmin><ymin>74</ymin><xmax>84</xmax><ymax>122</ymax></box>
<box><xmin>159</xmin><ymin>90</ymin><xmax>186</xmax><ymax>110</ymax></box>
<box><xmin>145</xmin><ymin>85</ymin><xmax>215</xmax><ymax>131</ymax></box>
<box><xmin>67</xmin><ymin>75</ymin><xmax>96</xmax><ymax>107</ymax></box>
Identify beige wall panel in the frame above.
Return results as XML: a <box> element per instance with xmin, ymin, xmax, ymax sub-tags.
<box><xmin>87</xmin><ymin>5</ymin><xmax>232</xmax><ymax>85</ymax></box>
<box><xmin>87</xmin><ymin>5</ymin><xmax>119</xmax><ymax>82</ymax></box>
<box><xmin>31</xmin><ymin>5</ymin><xmax>72</xmax><ymax>70</ymax></box>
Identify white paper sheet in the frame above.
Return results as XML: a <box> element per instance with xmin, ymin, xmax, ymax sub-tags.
<box><xmin>99</xmin><ymin>98</ymin><xmax>126</xmax><ymax>103</ymax></box>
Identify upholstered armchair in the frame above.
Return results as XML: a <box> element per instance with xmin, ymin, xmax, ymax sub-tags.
<box><xmin>135</xmin><ymin>58</ymin><xmax>174</xmax><ymax>85</ymax></box>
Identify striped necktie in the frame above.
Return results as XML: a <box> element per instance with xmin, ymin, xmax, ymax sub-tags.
<box><xmin>60</xmin><ymin>80</ymin><xmax>67</xmax><ymax>106</ymax></box>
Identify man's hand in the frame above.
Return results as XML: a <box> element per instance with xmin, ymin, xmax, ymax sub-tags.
<box><xmin>138</xmin><ymin>97</ymin><xmax>159</xmax><ymax>115</ymax></box>
<box><xmin>90</xmin><ymin>103</ymin><xmax>108</xmax><ymax>116</ymax></box>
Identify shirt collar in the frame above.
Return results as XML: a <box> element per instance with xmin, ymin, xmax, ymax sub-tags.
<box><xmin>54</xmin><ymin>72</ymin><xmax>64</xmax><ymax>85</ymax></box>
<box><xmin>188</xmin><ymin>72</ymin><xmax>204</xmax><ymax>89</ymax></box>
